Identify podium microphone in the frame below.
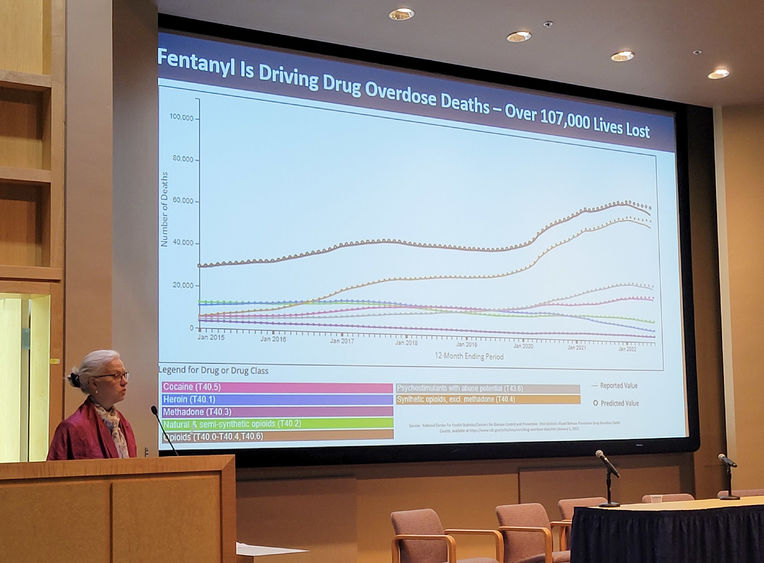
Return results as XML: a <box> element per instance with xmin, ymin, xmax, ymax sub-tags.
<box><xmin>718</xmin><ymin>453</ymin><xmax>737</xmax><ymax>467</ymax></box>
<box><xmin>595</xmin><ymin>449</ymin><xmax>621</xmax><ymax>478</ymax></box>
<box><xmin>595</xmin><ymin>449</ymin><xmax>621</xmax><ymax>507</ymax></box>
<box><xmin>718</xmin><ymin>453</ymin><xmax>739</xmax><ymax>500</ymax></box>
<box><xmin>151</xmin><ymin>405</ymin><xmax>179</xmax><ymax>456</ymax></box>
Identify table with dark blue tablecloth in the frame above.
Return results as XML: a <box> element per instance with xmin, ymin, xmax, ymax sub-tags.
<box><xmin>570</xmin><ymin>498</ymin><xmax>764</xmax><ymax>563</ymax></box>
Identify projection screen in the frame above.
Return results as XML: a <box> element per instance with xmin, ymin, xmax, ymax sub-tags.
<box><xmin>156</xmin><ymin>25</ymin><xmax>699</xmax><ymax>464</ymax></box>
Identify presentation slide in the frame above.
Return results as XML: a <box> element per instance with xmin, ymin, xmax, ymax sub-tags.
<box><xmin>157</xmin><ymin>30</ymin><xmax>690</xmax><ymax>456</ymax></box>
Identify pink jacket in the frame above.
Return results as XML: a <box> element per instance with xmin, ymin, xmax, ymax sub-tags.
<box><xmin>47</xmin><ymin>398</ymin><xmax>137</xmax><ymax>460</ymax></box>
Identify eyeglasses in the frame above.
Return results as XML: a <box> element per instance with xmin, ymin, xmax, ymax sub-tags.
<box><xmin>92</xmin><ymin>372</ymin><xmax>130</xmax><ymax>382</ymax></box>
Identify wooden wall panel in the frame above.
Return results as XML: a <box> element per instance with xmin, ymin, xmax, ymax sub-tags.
<box><xmin>720</xmin><ymin>104</ymin><xmax>764</xmax><ymax>488</ymax></box>
<box><xmin>238</xmin><ymin>477</ymin><xmax>357</xmax><ymax>563</ymax></box>
<box><xmin>0</xmin><ymin>184</ymin><xmax>41</xmax><ymax>265</ymax></box>
<box><xmin>0</xmin><ymin>88</ymin><xmax>45</xmax><ymax>169</ymax></box>
<box><xmin>0</xmin><ymin>0</ymin><xmax>45</xmax><ymax>74</ymax></box>
<box><xmin>518</xmin><ymin>463</ymin><xmax>685</xmax><ymax>518</ymax></box>
<box><xmin>519</xmin><ymin>466</ymin><xmax>605</xmax><ymax>517</ymax></box>
<box><xmin>0</xmin><ymin>455</ymin><xmax>237</xmax><ymax>563</ymax></box>
<box><xmin>112</xmin><ymin>475</ymin><xmax>222</xmax><ymax>562</ymax></box>
<box><xmin>0</xmin><ymin>481</ymin><xmax>111</xmax><ymax>562</ymax></box>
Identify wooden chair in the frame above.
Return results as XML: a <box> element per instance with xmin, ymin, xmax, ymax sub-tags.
<box><xmin>716</xmin><ymin>488</ymin><xmax>764</xmax><ymax>498</ymax></box>
<box><xmin>556</xmin><ymin>497</ymin><xmax>606</xmax><ymax>549</ymax></box>
<box><xmin>641</xmin><ymin>493</ymin><xmax>695</xmax><ymax>503</ymax></box>
<box><xmin>391</xmin><ymin>508</ymin><xmax>503</xmax><ymax>563</ymax></box>
<box><xmin>495</xmin><ymin>503</ymin><xmax>570</xmax><ymax>563</ymax></box>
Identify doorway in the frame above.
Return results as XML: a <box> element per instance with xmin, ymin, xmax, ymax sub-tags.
<box><xmin>0</xmin><ymin>292</ymin><xmax>50</xmax><ymax>462</ymax></box>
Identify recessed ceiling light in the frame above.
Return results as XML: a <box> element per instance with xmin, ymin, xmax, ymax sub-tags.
<box><xmin>708</xmin><ymin>68</ymin><xmax>730</xmax><ymax>80</ymax></box>
<box><xmin>507</xmin><ymin>31</ymin><xmax>532</xmax><ymax>43</ymax></box>
<box><xmin>543</xmin><ymin>21</ymin><xmax>554</xmax><ymax>28</ymax></box>
<box><xmin>692</xmin><ymin>49</ymin><xmax>703</xmax><ymax>56</ymax></box>
<box><xmin>610</xmin><ymin>50</ymin><xmax>635</xmax><ymax>62</ymax></box>
<box><xmin>388</xmin><ymin>7</ymin><xmax>415</xmax><ymax>21</ymax></box>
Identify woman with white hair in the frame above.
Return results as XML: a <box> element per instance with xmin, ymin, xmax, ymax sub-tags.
<box><xmin>47</xmin><ymin>349</ymin><xmax>137</xmax><ymax>460</ymax></box>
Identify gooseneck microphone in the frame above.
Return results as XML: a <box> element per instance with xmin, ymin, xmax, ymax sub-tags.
<box><xmin>595</xmin><ymin>449</ymin><xmax>621</xmax><ymax>507</ymax></box>
<box><xmin>718</xmin><ymin>452</ymin><xmax>740</xmax><ymax>500</ymax></box>
<box><xmin>151</xmin><ymin>405</ymin><xmax>179</xmax><ymax>456</ymax></box>
<box><xmin>718</xmin><ymin>453</ymin><xmax>737</xmax><ymax>467</ymax></box>
<box><xmin>595</xmin><ymin>449</ymin><xmax>621</xmax><ymax>478</ymax></box>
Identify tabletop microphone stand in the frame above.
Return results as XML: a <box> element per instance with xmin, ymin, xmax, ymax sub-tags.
<box><xmin>595</xmin><ymin>449</ymin><xmax>620</xmax><ymax>507</ymax></box>
<box><xmin>719</xmin><ymin>462</ymin><xmax>740</xmax><ymax>501</ymax></box>
<box><xmin>599</xmin><ymin>467</ymin><xmax>621</xmax><ymax>508</ymax></box>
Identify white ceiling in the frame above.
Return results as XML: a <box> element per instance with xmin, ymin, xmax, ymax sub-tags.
<box><xmin>156</xmin><ymin>0</ymin><xmax>764</xmax><ymax>108</ymax></box>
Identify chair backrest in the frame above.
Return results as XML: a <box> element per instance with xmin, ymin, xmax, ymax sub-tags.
<box><xmin>557</xmin><ymin>497</ymin><xmax>607</xmax><ymax>520</ymax></box>
<box><xmin>496</xmin><ymin>503</ymin><xmax>550</xmax><ymax>563</ymax></box>
<box><xmin>391</xmin><ymin>508</ymin><xmax>446</xmax><ymax>563</ymax></box>
<box><xmin>641</xmin><ymin>493</ymin><xmax>695</xmax><ymax>503</ymax></box>
<box><xmin>716</xmin><ymin>488</ymin><xmax>764</xmax><ymax>498</ymax></box>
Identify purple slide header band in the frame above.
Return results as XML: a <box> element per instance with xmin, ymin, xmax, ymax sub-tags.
<box><xmin>158</xmin><ymin>32</ymin><xmax>676</xmax><ymax>152</ymax></box>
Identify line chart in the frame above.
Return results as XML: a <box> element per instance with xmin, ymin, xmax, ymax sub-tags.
<box><xmin>199</xmin><ymin>201</ymin><xmax>651</xmax><ymax>268</ymax></box>
<box><xmin>194</xmin><ymin>192</ymin><xmax>662</xmax><ymax>369</ymax></box>
<box><xmin>159</xmin><ymin>81</ymin><xmax>674</xmax><ymax>372</ymax></box>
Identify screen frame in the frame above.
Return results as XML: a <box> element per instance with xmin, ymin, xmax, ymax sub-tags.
<box><xmin>156</xmin><ymin>13</ymin><xmax>701</xmax><ymax>466</ymax></box>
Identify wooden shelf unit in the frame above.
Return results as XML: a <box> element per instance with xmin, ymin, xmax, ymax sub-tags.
<box><xmin>0</xmin><ymin>69</ymin><xmax>53</xmax><ymax>91</ymax></box>
<box><xmin>0</xmin><ymin>0</ymin><xmax>66</xmax><ymax>438</ymax></box>
<box><xmin>0</xmin><ymin>165</ymin><xmax>53</xmax><ymax>184</ymax></box>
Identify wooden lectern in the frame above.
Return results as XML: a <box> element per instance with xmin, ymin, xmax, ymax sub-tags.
<box><xmin>0</xmin><ymin>455</ymin><xmax>237</xmax><ymax>562</ymax></box>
